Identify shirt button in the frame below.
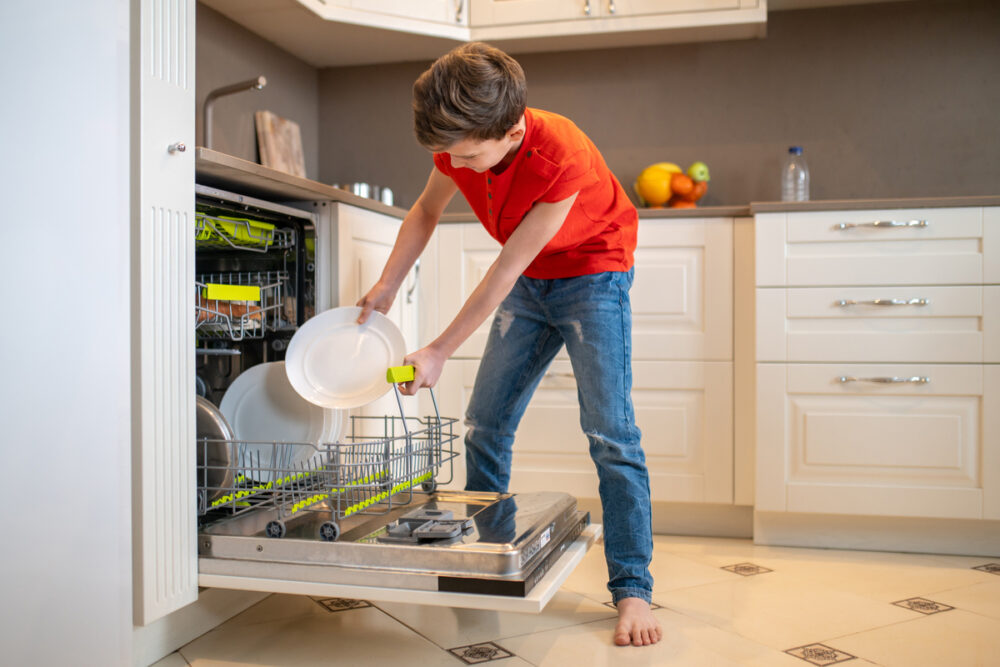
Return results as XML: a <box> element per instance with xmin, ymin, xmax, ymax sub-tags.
<box><xmin>526</xmin><ymin>150</ymin><xmax>533</xmax><ymax>158</ymax></box>
<box><xmin>487</xmin><ymin>178</ymin><xmax>492</xmax><ymax>185</ymax></box>
<box><xmin>487</xmin><ymin>193</ymin><xmax>492</xmax><ymax>199</ymax></box>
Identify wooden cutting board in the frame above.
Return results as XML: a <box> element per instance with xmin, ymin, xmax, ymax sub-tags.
<box><xmin>254</xmin><ymin>110</ymin><xmax>306</xmax><ymax>178</ymax></box>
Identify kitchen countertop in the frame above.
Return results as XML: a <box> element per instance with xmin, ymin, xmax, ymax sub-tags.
<box><xmin>196</xmin><ymin>148</ymin><xmax>1000</xmax><ymax>221</ymax></box>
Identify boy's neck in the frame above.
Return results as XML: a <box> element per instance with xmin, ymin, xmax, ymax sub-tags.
<box><xmin>490</xmin><ymin>138</ymin><xmax>523</xmax><ymax>175</ymax></box>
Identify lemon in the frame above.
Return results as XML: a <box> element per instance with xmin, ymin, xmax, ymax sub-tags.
<box><xmin>634</xmin><ymin>164</ymin><xmax>677</xmax><ymax>207</ymax></box>
<box><xmin>653</xmin><ymin>162</ymin><xmax>682</xmax><ymax>174</ymax></box>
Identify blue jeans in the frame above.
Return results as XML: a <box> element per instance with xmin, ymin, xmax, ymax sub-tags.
<box><xmin>464</xmin><ymin>269</ymin><xmax>654</xmax><ymax>605</ymax></box>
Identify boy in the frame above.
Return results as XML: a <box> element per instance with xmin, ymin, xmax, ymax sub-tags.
<box><xmin>357</xmin><ymin>42</ymin><xmax>661</xmax><ymax>647</ymax></box>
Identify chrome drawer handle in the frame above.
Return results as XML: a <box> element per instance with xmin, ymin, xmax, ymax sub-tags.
<box><xmin>608</xmin><ymin>0</ymin><xmax>616</xmax><ymax>13</ymax></box>
<box><xmin>838</xmin><ymin>376</ymin><xmax>930</xmax><ymax>385</ymax></box>
<box><xmin>455</xmin><ymin>0</ymin><xmax>463</xmax><ymax>23</ymax></box>
<box><xmin>584</xmin><ymin>0</ymin><xmax>592</xmax><ymax>15</ymax></box>
<box><xmin>835</xmin><ymin>219</ymin><xmax>928</xmax><ymax>230</ymax></box>
<box><xmin>836</xmin><ymin>298</ymin><xmax>929</xmax><ymax>307</ymax></box>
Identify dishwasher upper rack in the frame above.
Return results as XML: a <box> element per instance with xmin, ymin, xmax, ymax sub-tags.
<box><xmin>195</xmin><ymin>270</ymin><xmax>291</xmax><ymax>341</ymax></box>
<box><xmin>197</xmin><ymin>394</ymin><xmax>458</xmax><ymax>542</ymax></box>
<box><xmin>195</xmin><ymin>212</ymin><xmax>296</xmax><ymax>253</ymax></box>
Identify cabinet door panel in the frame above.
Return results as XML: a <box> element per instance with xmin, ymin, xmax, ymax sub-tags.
<box><xmin>134</xmin><ymin>0</ymin><xmax>197</xmax><ymax>625</ymax></box>
<box><xmin>437</xmin><ymin>223</ymin><xmax>501</xmax><ymax>359</ymax></box>
<box><xmin>470</xmin><ymin>0</ymin><xmax>593</xmax><ymax>26</ymax></box>
<box><xmin>632</xmin><ymin>217</ymin><xmax>733</xmax><ymax>360</ymax></box>
<box><xmin>757</xmin><ymin>363</ymin><xmax>990</xmax><ymax>520</ymax></box>
<box><xmin>438</xmin><ymin>360</ymin><xmax>733</xmax><ymax>504</ymax></box>
<box><xmin>335</xmin><ymin>204</ymin><xmax>420</xmax><ymax>421</ymax></box>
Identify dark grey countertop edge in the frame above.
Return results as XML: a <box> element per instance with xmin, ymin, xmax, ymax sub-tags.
<box><xmin>195</xmin><ymin>150</ymin><xmax>999</xmax><ymax>221</ymax></box>
<box><xmin>749</xmin><ymin>195</ymin><xmax>1000</xmax><ymax>213</ymax></box>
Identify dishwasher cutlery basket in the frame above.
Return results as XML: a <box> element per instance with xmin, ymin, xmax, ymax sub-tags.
<box><xmin>197</xmin><ymin>381</ymin><xmax>457</xmax><ymax>542</ymax></box>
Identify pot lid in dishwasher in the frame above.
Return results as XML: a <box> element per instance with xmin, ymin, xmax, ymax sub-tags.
<box><xmin>198</xmin><ymin>490</ymin><xmax>597</xmax><ymax>604</ymax></box>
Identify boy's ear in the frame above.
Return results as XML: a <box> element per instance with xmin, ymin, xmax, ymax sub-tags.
<box><xmin>507</xmin><ymin>114</ymin><xmax>526</xmax><ymax>141</ymax></box>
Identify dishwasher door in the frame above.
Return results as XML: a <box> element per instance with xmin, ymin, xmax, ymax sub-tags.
<box><xmin>197</xmin><ymin>489</ymin><xmax>602</xmax><ymax>613</ymax></box>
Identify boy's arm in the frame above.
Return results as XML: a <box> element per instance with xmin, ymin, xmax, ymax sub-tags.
<box><xmin>357</xmin><ymin>167</ymin><xmax>458</xmax><ymax>323</ymax></box>
<box><xmin>400</xmin><ymin>191</ymin><xmax>579</xmax><ymax>394</ymax></box>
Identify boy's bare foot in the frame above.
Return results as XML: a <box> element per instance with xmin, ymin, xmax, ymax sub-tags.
<box><xmin>613</xmin><ymin>597</ymin><xmax>663</xmax><ymax>646</ymax></box>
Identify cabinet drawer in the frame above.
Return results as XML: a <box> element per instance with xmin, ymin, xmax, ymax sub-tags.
<box><xmin>756</xmin><ymin>363</ymin><xmax>1000</xmax><ymax>520</ymax></box>
<box><xmin>756</xmin><ymin>208</ymin><xmax>986</xmax><ymax>287</ymax></box>
<box><xmin>756</xmin><ymin>285</ymin><xmax>989</xmax><ymax>363</ymax></box>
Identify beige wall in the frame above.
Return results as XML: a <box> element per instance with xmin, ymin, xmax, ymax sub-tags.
<box><xmin>197</xmin><ymin>1</ymin><xmax>999</xmax><ymax>210</ymax></box>
<box><xmin>197</xmin><ymin>5</ymin><xmax>320</xmax><ymax>179</ymax></box>
<box><xmin>317</xmin><ymin>0</ymin><xmax>1000</xmax><ymax>210</ymax></box>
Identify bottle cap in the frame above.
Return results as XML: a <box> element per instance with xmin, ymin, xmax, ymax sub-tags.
<box><xmin>788</xmin><ymin>146</ymin><xmax>803</xmax><ymax>155</ymax></box>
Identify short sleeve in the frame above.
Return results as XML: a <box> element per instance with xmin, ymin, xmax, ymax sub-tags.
<box><xmin>433</xmin><ymin>152</ymin><xmax>451</xmax><ymax>175</ymax></box>
<box><xmin>537</xmin><ymin>149</ymin><xmax>600</xmax><ymax>203</ymax></box>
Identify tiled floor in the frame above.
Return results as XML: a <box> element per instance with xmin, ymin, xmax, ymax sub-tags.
<box><xmin>154</xmin><ymin>535</ymin><xmax>1000</xmax><ymax>666</ymax></box>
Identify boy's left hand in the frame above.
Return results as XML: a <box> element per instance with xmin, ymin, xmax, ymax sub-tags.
<box><xmin>397</xmin><ymin>345</ymin><xmax>447</xmax><ymax>395</ymax></box>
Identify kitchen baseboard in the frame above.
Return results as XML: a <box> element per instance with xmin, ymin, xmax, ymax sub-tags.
<box><xmin>755</xmin><ymin>511</ymin><xmax>1000</xmax><ymax>557</ymax></box>
<box><xmin>576</xmin><ymin>498</ymin><xmax>754</xmax><ymax>539</ymax></box>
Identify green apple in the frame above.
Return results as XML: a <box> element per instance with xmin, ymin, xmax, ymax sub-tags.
<box><xmin>687</xmin><ymin>161</ymin><xmax>710</xmax><ymax>182</ymax></box>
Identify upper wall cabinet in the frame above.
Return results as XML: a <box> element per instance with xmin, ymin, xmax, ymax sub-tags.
<box><xmin>200</xmin><ymin>0</ymin><xmax>766</xmax><ymax>67</ymax></box>
<box><xmin>471</xmin><ymin>0</ymin><xmax>764</xmax><ymax>45</ymax></box>
<box><xmin>299</xmin><ymin>0</ymin><xmax>470</xmax><ymax>36</ymax></box>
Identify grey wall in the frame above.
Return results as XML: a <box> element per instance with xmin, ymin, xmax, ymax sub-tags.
<box><xmin>317</xmin><ymin>0</ymin><xmax>1000</xmax><ymax>211</ymax></box>
<box><xmin>197</xmin><ymin>4</ymin><xmax>320</xmax><ymax>179</ymax></box>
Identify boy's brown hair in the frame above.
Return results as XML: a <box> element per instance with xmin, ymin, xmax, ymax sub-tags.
<box><xmin>412</xmin><ymin>42</ymin><xmax>527</xmax><ymax>151</ymax></box>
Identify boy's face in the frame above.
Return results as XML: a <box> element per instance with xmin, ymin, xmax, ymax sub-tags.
<box><xmin>444</xmin><ymin>116</ymin><xmax>526</xmax><ymax>173</ymax></box>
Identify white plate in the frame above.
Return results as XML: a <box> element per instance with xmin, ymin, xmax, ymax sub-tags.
<box><xmin>220</xmin><ymin>362</ymin><xmax>344</xmax><ymax>476</ymax></box>
<box><xmin>285</xmin><ymin>306</ymin><xmax>406</xmax><ymax>409</ymax></box>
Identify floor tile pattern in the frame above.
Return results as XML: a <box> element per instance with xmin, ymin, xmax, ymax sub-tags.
<box><xmin>312</xmin><ymin>597</ymin><xmax>371</xmax><ymax>612</ymax></box>
<box><xmin>153</xmin><ymin>534</ymin><xmax>1000</xmax><ymax>667</ymax></box>
<box><xmin>973</xmin><ymin>562</ymin><xmax>1000</xmax><ymax>575</ymax></box>
<box><xmin>891</xmin><ymin>597</ymin><xmax>955</xmax><ymax>615</ymax></box>
<box><xmin>785</xmin><ymin>643</ymin><xmax>857</xmax><ymax>665</ymax></box>
<box><xmin>721</xmin><ymin>562</ymin><xmax>774</xmax><ymax>576</ymax></box>
<box><xmin>448</xmin><ymin>641</ymin><xmax>515</xmax><ymax>664</ymax></box>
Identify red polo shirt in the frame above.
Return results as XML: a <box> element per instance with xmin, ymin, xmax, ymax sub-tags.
<box><xmin>434</xmin><ymin>108</ymin><xmax>637</xmax><ymax>279</ymax></box>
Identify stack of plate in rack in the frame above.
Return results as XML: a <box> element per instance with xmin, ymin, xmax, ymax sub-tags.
<box><xmin>220</xmin><ymin>361</ymin><xmax>344</xmax><ymax>479</ymax></box>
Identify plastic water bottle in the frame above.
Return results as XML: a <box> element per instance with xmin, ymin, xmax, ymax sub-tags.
<box><xmin>781</xmin><ymin>146</ymin><xmax>810</xmax><ymax>202</ymax></box>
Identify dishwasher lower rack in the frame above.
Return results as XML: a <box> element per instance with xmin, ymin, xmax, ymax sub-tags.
<box><xmin>197</xmin><ymin>410</ymin><xmax>459</xmax><ymax>541</ymax></box>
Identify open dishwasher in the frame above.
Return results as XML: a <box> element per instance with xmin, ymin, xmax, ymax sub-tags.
<box><xmin>192</xmin><ymin>182</ymin><xmax>600</xmax><ymax>613</ymax></box>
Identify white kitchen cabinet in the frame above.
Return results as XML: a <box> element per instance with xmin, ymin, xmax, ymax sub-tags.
<box><xmin>755</xmin><ymin>207</ymin><xmax>985</xmax><ymax>287</ymax></box>
<box><xmin>326</xmin><ymin>202</ymin><xmax>421</xmax><ymax>420</ymax></box>
<box><xmin>432</xmin><ymin>215</ymin><xmax>736</xmax><ymax>506</ymax></box>
<box><xmin>439</xmin><ymin>359</ymin><xmax>733</xmax><ymax>504</ymax></box>
<box><xmin>201</xmin><ymin>0</ymin><xmax>765</xmax><ymax>68</ymax></box>
<box><xmin>133</xmin><ymin>0</ymin><xmax>198</xmax><ymax>626</ymax></box>
<box><xmin>470</xmin><ymin>0</ymin><xmax>764</xmax><ymax>43</ymax></box>
<box><xmin>471</xmin><ymin>0</ymin><xmax>756</xmax><ymax>26</ymax></box>
<box><xmin>299</xmin><ymin>0</ymin><xmax>469</xmax><ymax>33</ymax></box>
<box><xmin>435</xmin><ymin>217</ymin><xmax>734</xmax><ymax>361</ymax></box>
<box><xmin>755</xmin><ymin>206</ymin><xmax>1000</xmax><ymax>524</ymax></box>
<box><xmin>756</xmin><ymin>285</ymin><xmax>990</xmax><ymax>364</ymax></box>
<box><xmin>324</xmin><ymin>0</ymin><xmax>469</xmax><ymax>27</ymax></box>
<box><xmin>756</xmin><ymin>363</ymin><xmax>999</xmax><ymax>520</ymax></box>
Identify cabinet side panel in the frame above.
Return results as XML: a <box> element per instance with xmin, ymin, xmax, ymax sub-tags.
<box><xmin>133</xmin><ymin>0</ymin><xmax>198</xmax><ymax>625</ymax></box>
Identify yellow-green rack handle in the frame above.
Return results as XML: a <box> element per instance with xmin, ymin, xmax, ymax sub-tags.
<box><xmin>386</xmin><ymin>365</ymin><xmax>415</xmax><ymax>383</ymax></box>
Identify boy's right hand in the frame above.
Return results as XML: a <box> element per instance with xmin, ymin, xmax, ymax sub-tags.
<box><xmin>356</xmin><ymin>281</ymin><xmax>397</xmax><ymax>324</ymax></box>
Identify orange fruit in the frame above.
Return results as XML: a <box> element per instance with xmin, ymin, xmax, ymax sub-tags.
<box><xmin>671</xmin><ymin>172</ymin><xmax>694</xmax><ymax>197</ymax></box>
